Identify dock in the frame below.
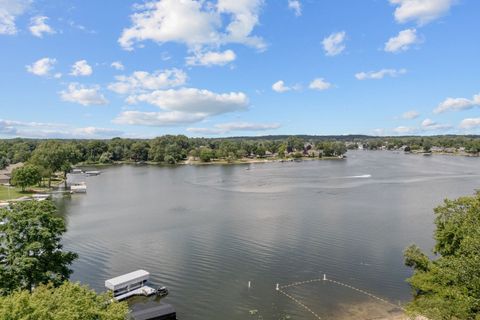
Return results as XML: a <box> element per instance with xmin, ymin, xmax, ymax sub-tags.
<box><xmin>114</xmin><ymin>285</ymin><xmax>157</xmax><ymax>301</ymax></box>
<box><xmin>105</xmin><ymin>270</ymin><xmax>159</xmax><ymax>301</ymax></box>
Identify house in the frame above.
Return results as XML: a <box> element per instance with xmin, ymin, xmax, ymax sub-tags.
<box><xmin>0</xmin><ymin>174</ymin><xmax>10</xmax><ymax>185</ymax></box>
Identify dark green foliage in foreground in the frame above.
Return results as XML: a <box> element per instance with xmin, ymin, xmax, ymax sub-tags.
<box><xmin>0</xmin><ymin>281</ymin><xmax>128</xmax><ymax>320</ymax></box>
<box><xmin>404</xmin><ymin>192</ymin><xmax>480</xmax><ymax>319</ymax></box>
<box><xmin>0</xmin><ymin>200</ymin><xmax>77</xmax><ymax>295</ymax></box>
<box><xmin>10</xmin><ymin>165</ymin><xmax>42</xmax><ymax>191</ymax></box>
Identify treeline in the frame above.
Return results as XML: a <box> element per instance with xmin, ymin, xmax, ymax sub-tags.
<box><xmin>0</xmin><ymin>136</ymin><xmax>348</xmax><ymax>168</ymax></box>
<box><xmin>1</xmin><ymin>135</ymin><xmax>479</xmax><ymax>172</ymax></box>
<box><xmin>351</xmin><ymin>135</ymin><xmax>480</xmax><ymax>152</ymax></box>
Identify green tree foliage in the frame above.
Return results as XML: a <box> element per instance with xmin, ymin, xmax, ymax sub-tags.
<box><xmin>10</xmin><ymin>165</ymin><xmax>42</xmax><ymax>191</ymax></box>
<box><xmin>199</xmin><ymin>148</ymin><xmax>215</xmax><ymax>162</ymax></box>
<box><xmin>0</xmin><ymin>200</ymin><xmax>77</xmax><ymax>295</ymax></box>
<box><xmin>403</xmin><ymin>192</ymin><xmax>480</xmax><ymax>319</ymax></box>
<box><xmin>0</xmin><ymin>281</ymin><xmax>128</xmax><ymax>320</ymax></box>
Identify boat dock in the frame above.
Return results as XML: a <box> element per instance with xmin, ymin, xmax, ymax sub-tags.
<box><xmin>105</xmin><ymin>270</ymin><xmax>160</xmax><ymax>301</ymax></box>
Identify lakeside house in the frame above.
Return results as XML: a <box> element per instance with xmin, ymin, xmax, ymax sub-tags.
<box><xmin>0</xmin><ymin>163</ymin><xmax>24</xmax><ymax>185</ymax></box>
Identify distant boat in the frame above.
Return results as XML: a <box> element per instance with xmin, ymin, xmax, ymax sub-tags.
<box><xmin>70</xmin><ymin>183</ymin><xmax>87</xmax><ymax>193</ymax></box>
<box><xmin>85</xmin><ymin>170</ymin><xmax>101</xmax><ymax>176</ymax></box>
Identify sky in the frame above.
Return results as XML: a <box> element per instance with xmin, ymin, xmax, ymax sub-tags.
<box><xmin>0</xmin><ymin>0</ymin><xmax>479</xmax><ymax>139</ymax></box>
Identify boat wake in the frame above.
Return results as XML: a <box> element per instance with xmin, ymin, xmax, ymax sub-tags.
<box><xmin>349</xmin><ymin>174</ymin><xmax>372</xmax><ymax>179</ymax></box>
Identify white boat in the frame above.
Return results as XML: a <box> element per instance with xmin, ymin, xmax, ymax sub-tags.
<box><xmin>85</xmin><ymin>170</ymin><xmax>101</xmax><ymax>176</ymax></box>
<box><xmin>105</xmin><ymin>270</ymin><xmax>159</xmax><ymax>301</ymax></box>
<box><xmin>70</xmin><ymin>184</ymin><xmax>87</xmax><ymax>193</ymax></box>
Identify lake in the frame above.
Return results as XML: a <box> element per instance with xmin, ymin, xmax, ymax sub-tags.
<box><xmin>57</xmin><ymin>151</ymin><xmax>480</xmax><ymax>319</ymax></box>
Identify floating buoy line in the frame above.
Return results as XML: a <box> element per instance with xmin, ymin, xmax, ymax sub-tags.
<box><xmin>272</xmin><ymin>274</ymin><xmax>405</xmax><ymax>320</ymax></box>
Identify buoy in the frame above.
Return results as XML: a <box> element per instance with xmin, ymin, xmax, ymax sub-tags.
<box><xmin>276</xmin><ymin>283</ymin><xmax>279</xmax><ymax>291</ymax></box>
<box><xmin>248</xmin><ymin>281</ymin><xmax>251</xmax><ymax>288</ymax></box>
<box><xmin>323</xmin><ymin>274</ymin><xmax>327</xmax><ymax>281</ymax></box>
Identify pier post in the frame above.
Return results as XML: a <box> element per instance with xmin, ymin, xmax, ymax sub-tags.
<box><xmin>276</xmin><ymin>283</ymin><xmax>279</xmax><ymax>291</ymax></box>
<box><xmin>323</xmin><ymin>274</ymin><xmax>327</xmax><ymax>281</ymax></box>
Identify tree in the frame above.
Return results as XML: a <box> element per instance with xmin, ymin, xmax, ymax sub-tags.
<box><xmin>30</xmin><ymin>141</ymin><xmax>75</xmax><ymax>187</ymax></box>
<box><xmin>10</xmin><ymin>165</ymin><xmax>42</xmax><ymax>191</ymax></box>
<box><xmin>199</xmin><ymin>148</ymin><xmax>214</xmax><ymax>162</ymax></box>
<box><xmin>0</xmin><ymin>200</ymin><xmax>78</xmax><ymax>295</ymax></box>
<box><xmin>403</xmin><ymin>191</ymin><xmax>480</xmax><ymax>319</ymax></box>
<box><xmin>130</xmin><ymin>141</ymin><xmax>149</xmax><ymax>162</ymax></box>
<box><xmin>0</xmin><ymin>281</ymin><xmax>128</xmax><ymax>320</ymax></box>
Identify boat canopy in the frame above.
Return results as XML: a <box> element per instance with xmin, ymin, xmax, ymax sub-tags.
<box><xmin>105</xmin><ymin>270</ymin><xmax>150</xmax><ymax>291</ymax></box>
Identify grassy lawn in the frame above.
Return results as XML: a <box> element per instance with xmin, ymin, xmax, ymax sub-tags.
<box><xmin>0</xmin><ymin>185</ymin><xmax>34</xmax><ymax>201</ymax></box>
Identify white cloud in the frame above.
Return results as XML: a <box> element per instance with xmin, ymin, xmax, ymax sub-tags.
<box><xmin>186</xmin><ymin>49</ymin><xmax>236</xmax><ymax>66</ymax></box>
<box><xmin>29</xmin><ymin>16</ymin><xmax>55</xmax><ymax>37</ymax></box>
<box><xmin>108</xmin><ymin>69</ymin><xmax>187</xmax><ymax>94</ymax></box>
<box><xmin>355</xmin><ymin>68</ymin><xmax>407</xmax><ymax>80</ymax></box>
<box><xmin>460</xmin><ymin>118</ymin><xmax>480</xmax><ymax>130</ymax></box>
<box><xmin>0</xmin><ymin>118</ymin><xmax>124</xmax><ymax>139</ymax></box>
<box><xmin>393</xmin><ymin>126</ymin><xmax>416</xmax><ymax>134</ymax></box>
<box><xmin>70</xmin><ymin>60</ymin><xmax>93</xmax><ymax>76</ymax></box>
<box><xmin>111</xmin><ymin>61</ymin><xmax>125</xmax><ymax>70</ymax></box>
<box><xmin>272</xmin><ymin>80</ymin><xmax>291</xmax><ymax>93</ymax></box>
<box><xmin>115</xmin><ymin>87</ymin><xmax>249</xmax><ymax>127</ymax></box>
<box><xmin>389</xmin><ymin>0</ymin><xmax>455</xmax><ymax>25</ymax></box>
<box><xmin>434</xmin><ymin>93</ymin><xmax>480</xmax><ymax>113</ymax></box>
<box><xmin>187</xmin><ymin>121</ymin><xmax>281</xmax><ymax>135</ymax></box>
<box><xmin>384</xmin><ymin>28</ymin><xmax>419</xmax><ymax>53</ymax></box>
<box><xmin>322</xmin><ymin>31</ymin><xmax>346</xmax><ymax>56</ymax></box>
<box><xmin>60</xmin><ymin>83</ymin><xmax>109</xmax><ymax>106</ymax></box>
<box><xmin>119</xmin><ymin>0</ymin><xmax>265</xmax><ymax>51</ymax></box>
<box><xmin>0</xmin><ymin>0</ymin><xmax>31</xmax><ymax>35</ymax></box>
<box><xmin>309</xmin><ymin>78</ymin><xmax>332</xmax><ymax>91</ymax></box>
<box><xmin>401</xmin><ymin>110</ymin><xmax>420</xmax><ymax>119</ymax></box>
<box><xmin>421</xmin><ymin>118</ymin><xmax>452</xmax><ymax>131</ymax></box>
<box><xmin>26</xmin><ymin>57</ymin><xmax>56</xmax><ymax>76</ymax></box>
<box><xmin>127</xmin><ymin>88</ymin><xmax>249</xmax><ymax>115</ymax></box>
<box><xmin>372</xmin><ymin>128</ymin><xmax>386</xmax><ymax>136</ymax></box>
<box><xmin>288</xmin><ymin>0</ymin><xmax>302</xmax><ymax>16</ymax></box>
<box><xmin>113</xmin><ymin>110</ymin><xmax>207</xmax><ymax>126</ymax></box>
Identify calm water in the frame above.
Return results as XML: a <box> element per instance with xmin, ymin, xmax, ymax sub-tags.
<box><xmin>57</xmin><ymin>151</ymin><xmax>480</xmax><ymax>319</ymax></box>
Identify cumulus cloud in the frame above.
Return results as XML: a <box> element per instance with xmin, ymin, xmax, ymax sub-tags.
<box><xmin>111</xmin><ymin>61</ymin><xmax>125</xmax><ymax>70</ymax></box>
<box><xmin>401</xmin><ymin>110</ymin><xmax>420</xmax><ymax>119</ymax></box>
<box><xmin>421</xmin><ymin>118</ymin><xmax>452</xmax><ymax>131</ymax></box>
<box><xmin>118</xmin><ymin>0</ymin><xmax>265</xmax><ymax>51</ymax></box>
<box><xmin>309</xmin><ymin>78</ymin><xmax>332</xmax><ymax>91</ymax></box>
<box><xmin>29</xmin><ymin>16</ymin><xmax>55</xmax><ymax>37</ymax></box>
<box><xmin>70</xmin><ymin>60</ymin><xmax>93</xmax><ymax>76</ymax></box>
<box><xmin>434</xmin><ymin>93</ymin><xmax>480</xmax><ymax>114</ymax></box>
<box><xmin>0</xmin><ymin>0</ymin><xmax>31</xmax><ymax>35</ymax></box>
<box><xmin>384</xmin><ymin>28</ymin><xmax>419</xmax><ymax>53</ymax></box>
<box><xmin>60</xmin><ymin>83</ymin><xmax>109</xmax><ymax>106</ymax></box>
<box><xmin>187</xmin><ymin>121</ymin><xmax>281</xmax><ymax>135</ymax></box>
<box><xmin>108</xmin><ymin>69</ymin><xmax>187</xmax><ymax>94</ymax></box>
<box><xmin>186</xmin><ymin>49</ymin><xmax>236</xmax><ymax>66</ymax></box>
<box><xmin>127</xmin><ymin>88</ymin><xmax>248</xmax><ymax>115</ymax></box>
<box><xmin>0</xmin><ymin>118</ymin><xmax>124</xmax><ymax>139</ymax></box>
<box><xmin>113</xmin><ymin>110</ymin><xmax>207</xmax><ymax>126</ymax></box>
<box><xmin>288</xmin><ymin>0</ymin><xmax>302</xmax><ymax>16</ymax></box>
<box><xmin>322</xmin><ymin>31</ymin><xmax>346</xmax><ymax>56</ymax></box>
<box><xmin>389</xmin><ymin>0</ymin><xmax>456</xmax><ymax>25</ymax></box>
<box><xmin>355</xmin><ymin>68</ymin><xmax>407</xmax><ymax>80</ymax></box>
<box><xmin>114</xmin><ymin>87</ymin><xmax>249</xmax><ymax>127</ymax></box>
<box><xmin>393</xmin><ymin>126</ymin><xmax>416</xmax><ymax>134</ymax></box>
<box><xmin>26</xmin><ymin>57</ymin><xmax>56</xmax><ymax>76</ymax></box>
<box><xmin>460</xmin><ymin>118</ymin><xmax>480</xmax><ymax>130</ymax></box>
<box><xmin>272</xmin><ymin>80</ymin><xmax>291</xmax><ymax>93</ymax></box>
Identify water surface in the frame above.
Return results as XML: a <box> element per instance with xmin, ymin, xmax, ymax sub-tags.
<box><xmin>58</xmin><ymin>151</ymin><xmax>480</xmax><ymax>319</ymax></box>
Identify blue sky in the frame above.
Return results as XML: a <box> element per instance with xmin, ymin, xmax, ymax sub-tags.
<box><xmin>1</xmin><ymin>0</ymin><xmax>479</xmax><ymax>138</ymax></box>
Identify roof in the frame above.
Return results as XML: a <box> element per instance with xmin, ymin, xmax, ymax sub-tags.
<box><xmin>130</xmin><ymin>304</ymin><xmax>176</xmax><ymax>320</ymax></box>
<box><xmin>105</xmin><ymin>270</ymin><xmax>149</xmax><ymax>290</ymax></box>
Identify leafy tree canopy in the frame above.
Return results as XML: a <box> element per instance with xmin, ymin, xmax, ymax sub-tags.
<box><xmin>404</xmin><ymin>191</ymin><xmax>480</xmax><ymax>319</ymax></box>
<box><xmin>10</xmin><ymin>165</ymin><xmax>42</xmax><ymax>191</ymax></box>
<box><xmin>0</xmin><ymin>281</ymin><xmax>128</xmax><ymax>320</ymax></box>
<box><xmin>0</xmin><ymin>200</ymin><xmax>77</xmax><ymax>295</ymax></box>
